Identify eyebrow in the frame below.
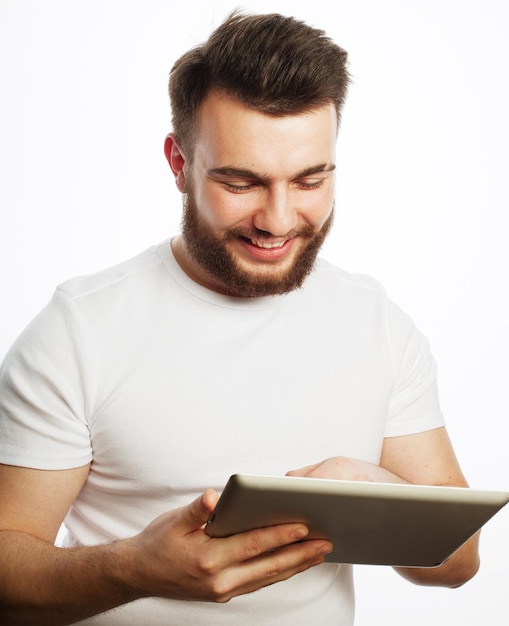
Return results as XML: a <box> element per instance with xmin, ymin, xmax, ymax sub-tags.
<box><xmin>208</xmin><ymin>163</ymin><xmax>336</xmax><ymax>181</ymax></box>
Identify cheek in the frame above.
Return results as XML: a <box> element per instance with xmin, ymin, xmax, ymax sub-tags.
<box><xmin>300</xmin><ymin>191</ymin><xmax>335</xmax><ymax>228</ymax></box>
<box><xmin>198</xmin><ymin>187</ymin><xmax>255</xmax><ymax>230</ymax></box>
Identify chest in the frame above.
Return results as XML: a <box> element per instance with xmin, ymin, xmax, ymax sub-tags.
<box><xmin>86</xmin><ymin>300</ymin><xmax>393</xmax><ymax>505</ymax></box>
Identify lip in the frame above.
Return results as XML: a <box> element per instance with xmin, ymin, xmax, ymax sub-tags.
<box><xmin>237</xmin><ymin>236</ymin><xmax>295</xmax><ymax>261</ymax></box>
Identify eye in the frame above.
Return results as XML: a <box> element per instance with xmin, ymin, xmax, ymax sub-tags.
<box><xmin>223</xmin><ymin>182</ymin><xmax>258</xmax><ymax>193</ymax></box>
<box><xmin>296</xmin><ymin>178</ymin><xmax>325</xmax><ymax>190</ymax></box>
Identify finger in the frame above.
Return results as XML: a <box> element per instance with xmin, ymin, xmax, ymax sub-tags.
<box><xmin>286</xmin><ymin>462</ymin><xmax>322</xmax><ymax>477</ymax></box>
<box><xmin>221</xmin><ymin>522</ymin><xmax>314</xmax><ymax>565</ymax></box>
<box><xmin>216</xmin><ymin>538</ymin><xmax>333</xmax><ymax>601</ymax></box>
<box><xmin>201</xmin><ymin>488</ymin><xmax>220</xmax><ymax>514</ymax></box>
<box><xmin>177</xmin><ymin>489</ymin><xmax>219</xmax><ymax>533</ymax></box>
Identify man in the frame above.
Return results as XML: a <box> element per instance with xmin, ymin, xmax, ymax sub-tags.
<box><xmin>0</xmin><ymin>11</ymin><xmax>479</xmax><ymax>626</ymax></box>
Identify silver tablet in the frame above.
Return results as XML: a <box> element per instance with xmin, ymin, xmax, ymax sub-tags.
<box><xmin>205</xmin><ymin>474</ymin><xmax>509</xmax><ymax>567</ymax></box>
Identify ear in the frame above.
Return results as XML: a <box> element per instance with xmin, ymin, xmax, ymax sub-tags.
<box><xmin>164</xmin><ymin>134</ymin><xmax>187</xmax><ymax>193</ymax></box>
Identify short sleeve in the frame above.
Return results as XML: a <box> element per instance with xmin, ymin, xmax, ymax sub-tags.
<box><xmin>384</xmin><ymin>300</ymin><xmax>445</xmax><ymax>437</ymax></box>
<box><xmin>0</xmin><ymin>289</ymin><xmax>95</xmax><ymax>469</ymax></box>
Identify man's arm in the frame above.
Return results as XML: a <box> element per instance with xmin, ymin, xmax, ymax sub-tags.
<box><xmin>287</xmin><ymin>426</ymin><xmax>480</xmax><ymax>588</ymax></box>
<box><xmin>0</xmin><ymin>463</ymin><xmax>332</xmax><ymax>626</ymax></box>
<box><xmin>380</xmin><ymin>426</ymin><xmax>480</xmax><ymax>587</ymax></box>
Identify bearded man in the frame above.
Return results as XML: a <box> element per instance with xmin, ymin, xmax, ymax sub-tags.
<box><xmin>0</xmin><ymin>11</ymin><xmax>479</xmax><ymax>626</ymax></box>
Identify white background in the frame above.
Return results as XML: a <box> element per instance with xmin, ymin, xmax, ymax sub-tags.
<box><xmin>1</xmin><ymin>1</ymin><xmax>507</xmax><ymax>623</ymax></box>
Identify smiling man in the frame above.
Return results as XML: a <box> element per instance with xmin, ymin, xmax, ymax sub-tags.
<box><xmin>0</xmin><ymin>11</ymin><xmax>479</xmax><ymax>626</ymax></box>
<box><xmin>166</xmin><ymin>92</ymin><xmax>337</xmax><ymax>297</ymax></box>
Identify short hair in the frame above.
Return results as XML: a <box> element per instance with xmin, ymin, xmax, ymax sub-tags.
<box><xmin>169</xmin><ymin>11</ymin><xmax>350</xmax><ymax>155</ymax></box>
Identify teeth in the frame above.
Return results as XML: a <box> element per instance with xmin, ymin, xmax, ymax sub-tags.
<box><xmin>252</xmin><ymin>240</ymin><xmax>285</xmax><ymax>249</ymax></box>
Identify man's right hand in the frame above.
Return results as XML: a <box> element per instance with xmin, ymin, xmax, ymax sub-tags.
<box><xmin>116</xmin><ymin>488</ymin><xmax>333</xmax><ymax>603</ymax></box>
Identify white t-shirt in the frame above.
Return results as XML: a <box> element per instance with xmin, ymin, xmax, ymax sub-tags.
<box><xmin>0</xmin><ymin>240</ymin><xmax>444</xmax><ymax>625</ymax></box>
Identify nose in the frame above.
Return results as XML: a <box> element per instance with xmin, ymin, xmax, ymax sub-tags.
<box><xmin>253</xmin><ymin>185</ymin><xmax>298</xmax><ymax>237</ymax></box>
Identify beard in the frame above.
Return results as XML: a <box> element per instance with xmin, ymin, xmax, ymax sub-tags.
<box><xmin>181</xmin><ymin>188</ymin><xmax>334</xmax><ymax>298</ymax></box>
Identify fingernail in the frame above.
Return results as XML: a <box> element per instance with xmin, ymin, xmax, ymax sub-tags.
<box><xmin>317</xmin><ymin>544</ymin><xmax>333</xmax><ymax>555</ymax></box>
<box><xmin>291</xmin><ymin>526</ymin><xmax>308</xmax><ymax>540</ymax></box>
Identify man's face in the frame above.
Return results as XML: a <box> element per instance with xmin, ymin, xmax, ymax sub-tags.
<box><xmin>167</xmin><ymin>91</ymin><xmax>337</xmax><ymax>297</ymax></box>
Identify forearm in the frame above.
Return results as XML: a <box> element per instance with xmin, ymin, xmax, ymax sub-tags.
<box><xmin>394</xmin><ymin>532</ymin><xmax>480</xmax><ymax>588</ymax></box>
<box><xmin>287</xmin><ymin>445</ymin><xmax>482</xmax><ymax>589</ymax></box>
<box><xmin>0</xmin><ymin>530</ymin><xmax>140</xmax><ymax>626</ymax></box>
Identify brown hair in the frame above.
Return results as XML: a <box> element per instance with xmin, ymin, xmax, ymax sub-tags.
<box><xmin>169</xmin><ymin>11</ymin><xmax>350</xmax><ymax>155</ymax></box>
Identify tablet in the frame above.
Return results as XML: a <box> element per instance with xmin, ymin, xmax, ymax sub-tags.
<box><xmin>205</xmin><ymin>474</ymin><xmax>509</xmax><ymax>567</ymax></box>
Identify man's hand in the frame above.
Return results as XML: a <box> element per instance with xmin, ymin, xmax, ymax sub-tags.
<box><xmin>286</xmin><ymin>428</ymin><xmax>481</xmax><ymax>589</ymax></box>
<box><xmin>117</xmin><ymin>488</ymin><xmax>333</xmax><ymax>603</ymax></box>
<box><xmin>286</xmin><ymin>456</ymin><xmax>407</xmax><ymax>484</ymax></box>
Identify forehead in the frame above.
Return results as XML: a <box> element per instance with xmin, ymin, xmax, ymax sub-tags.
<box><xmin>192</xmin><ymin>91</ymin><xmax>337</xmax><ymax>176</ymax></box>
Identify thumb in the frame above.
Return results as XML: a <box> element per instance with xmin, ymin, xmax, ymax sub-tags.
<box><xmin>180</xmin><ymin>488</ymin><xmax>219</xmax><ymax>531</ymax></box>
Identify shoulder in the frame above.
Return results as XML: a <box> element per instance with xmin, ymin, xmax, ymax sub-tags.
<box><xmin>308</xmin><ymin>257</ymin><xmax>388</xmax><ymax>303</ymax></box>
<box><xmin>56</xmin><ymin>241</ymin><xmax>169</xmax><ymax>304</ymax></box>
<box><xmin>314</xmin><ymin>257</ymin><xmax>384</xmax><ymax>290</ymax></box>
<box><xmin>307</xmin><ymin>258</ymin><xmax>419</xmax><ymax>339</ymax></box>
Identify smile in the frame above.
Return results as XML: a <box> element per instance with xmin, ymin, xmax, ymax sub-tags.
<box><xmin>245</xmin><ymin>238</ymin><xmax>287</xmax><ymax>249</ymax></box>
<box><xmin>236</xmin><ymin>235</ymin><xmax>296</xmax><ymax>263</ymax></box>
